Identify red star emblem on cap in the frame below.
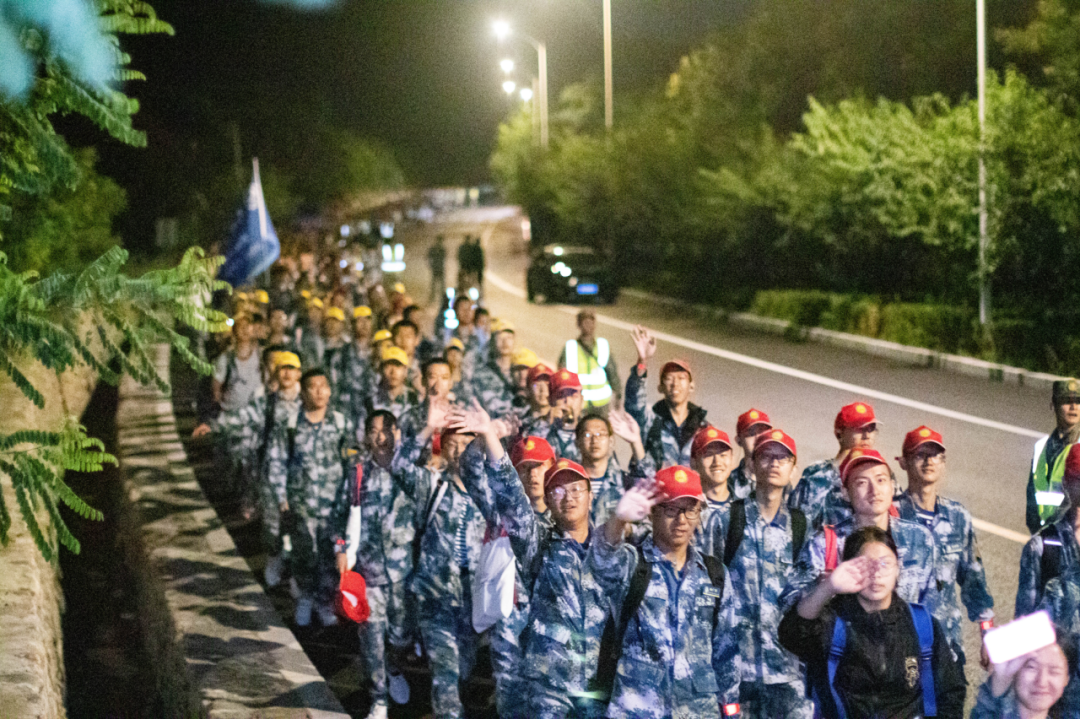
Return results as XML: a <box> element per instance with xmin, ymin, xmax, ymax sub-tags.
<box><xmin>851</xmin><ymin>449</ymin><xmax>863</xmax><ymax>457</ymax></box>
<box><xmin>771</xmin><ymin>430</ymin><xmax>783</xmax><ymax>440</ymax></box>
<box><xmin>558</xmin><ymin>460</ymin><xmax>568</xmax><ymax>469</ymax></box>
<box><xmin>750</xmin><ymin>411</ymin><xmax>759</xmax><ymax>419</ymax></box>
<box><xmin>707</xmin><ymin>428</ymin><xmax>718</xmax><ymax>438</ymax></box>
<box><xmin>674</xmin><ymin>470</ymin><xmax>688</xmax><ymax>483</ymax></box>
<box><xmin>855</xmin><ymin>404</ymin><xmax>867</xmax><ymax>414</ymax></box>
<box><xmin>919</xmin><ymin>428</ymin><xmax>931</xmax><ymax>438</ymax></box>
<box><xmin>526</xmin><ymin>439</ymin><xmax>535</xmax><ymax>450</ymax></box>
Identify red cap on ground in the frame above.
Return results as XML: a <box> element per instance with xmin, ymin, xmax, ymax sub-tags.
<box><xmin>902</xmin><ymin>426</ymin><xmax>946</xmax><ymax>456</ymax></box>
<box><xmin>654</xmin><ymin>465</ymin><xmax>705</xmax><ymax>502</ymax></box>
<box><xmin>839</xmin><ymin>448</ymin><xmax>890</xmax><ymax>485</ymax></box>
<box><xmin>511</xmin><ymin>436</ymin><xmax>555</xmax><ymax>467</ymax></box>
<box><xmin>1066</xmin><ymin>444</ymin><xmax>1080</xmax><ymax>481</ymax></box>
<box><xmin>337</xmin><ymin>570</ymin><xmax>371</xmax><ymax>623</ymax></box>
<box><xmin>834</xmin><ymin>402</ymin><xmax>879</xmax><ymax>432</ymax></box>
<box><xmin>736</xmin><ymin>408</ymin><xmax>772</xmax><ymax>438</ymax></box>
<box><xmin>691</xmin><ymin>426</ymin><xmax>733</xmax><ymax>460</ymax></box>
<box><xmin>752</xmin><ymin>428</ymin><xmax>797</xmax><ymax>459</ymax></box>
<box><xmin>660</xmin><ymin>359</ymin><xmax>692</xmax><ymax>380</ymax></box>
<box><xmin>527</xmin><ymin>363</ymin><xmax>554</xmax><ymax>385</ymax></box>
<box><xmin>549</xmin><ymin>368</ymin><xmax>582</xmax><ymax>395</ymax></box>
<box><xmin>544</xmin><ymin>458</ymin><xmax>589</xmax><ymax>489</ymax></box>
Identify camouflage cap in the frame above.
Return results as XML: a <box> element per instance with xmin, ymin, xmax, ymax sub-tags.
<box><xmin>1053</xmin><ymin>379</ymin><xmax>1080</xmax><ymax>404</ymax></box>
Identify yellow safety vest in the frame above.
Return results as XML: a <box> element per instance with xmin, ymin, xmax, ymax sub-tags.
<box><xmin>1032</xmin><ymin>434</ymin><xmax>1072</xmax><ymax>525</ymax></box>
<box><xmin>565</xmin><ymin>338</ymin><xmax>612</xmax><ymax>407</ymax></box>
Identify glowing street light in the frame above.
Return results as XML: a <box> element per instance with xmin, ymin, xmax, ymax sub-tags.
<box><xmin>500</xmin><ymin>58</ymin><xmax>515</xmax><ymax>74</ymax></box>
<box><xmin>492</xmin><ymin>19</ymin><xmax>548</xmax><ymax>148</ymax></box>
<box><xmin>502</xmin><ymin>80</ymin><xmax>516</xmax><ymax>95</ymax></box>
<box><xmin>519</xmin><ymin>87</ymin><xmax>533</xmax><ymax>102</ymax></box>
<box><xmin>493</xmin><ymin>19</ymin><xmax>511</xmax><ymax>41</ymax></box>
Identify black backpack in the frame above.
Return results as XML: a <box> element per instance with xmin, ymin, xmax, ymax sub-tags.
<box><xmin>1040</xmin><ymin>523</ymin><xmax>1068</xmax><ymax>590</ymax></box>
<box><xmin>591</xmin><ymin>545</ymin><xmax>726</xmax><ymax>697</ymax></box>
<box><xmin>723</xmin><ymin>499</ymin><xmax>808</xmax><ymax>567</ymax></box>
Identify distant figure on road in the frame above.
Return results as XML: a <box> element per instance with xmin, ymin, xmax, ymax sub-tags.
<box><xmin>558</xmin><ymin>308</ymin><xmax>620</xmax><ymax>415</ymax></box>
<box><xmin>1026</xmin><ymin>379</ymin><xmax>1080</xmax><ymax>534</ymax></box>
<box><xmin>427</xmin><ymin>235</ymin><xmax>446</xmax><ymax>303</ymax></box>
<box><xmin>456</xmin><ymin>235</ymin><xmax>485</xmax><ymax>299</ymax></box>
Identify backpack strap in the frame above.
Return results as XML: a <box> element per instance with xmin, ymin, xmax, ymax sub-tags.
<box><xmin>791</xmin><ymin>507</ymin><xmax>807</xmax><ymax>563</ymax></box>
<box><xmin>909</xmin><ymin>602</ymin><xmax>937</xmax><ymax>717</ymax></box>
<box><xmin>827</xmin><ymin>616</ymin><xmax>849</xmax><ymax>719</ymax></box>
<box><xmin>701</xmin><ymin>554</ymin><xmax>727</xmax><ymax>604</ymax></box>
<box><xmin>824</xmin><ymin>525</ymin><xmax>839</xmax><ymax>572</ymax></box>
<box><xmin>286</xmin><ymin>409</ymin><xmax>300</xmax><ymax>462</ymax></box>
<box><xmin>724</xmin><ymin>499</ymin><xmax>747</xmax><ymax>567</ymax></box>
<box><xmin>593</xmin><ymin>544</ymin><xmax>652</xmax><ymax>697</ymax></box>
<box><xmin>1041</xmin><ymin>523</ymin><xmax>1064</xmax><ymax>593</ymax></box>
<box><xmin>257</xmin><ymin>392</ymin><xmax>279</xmax><ymax>468</ymax></box>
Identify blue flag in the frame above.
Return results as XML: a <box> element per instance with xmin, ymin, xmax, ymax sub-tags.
<box><xmin>218</xmin><ymin>158</ymin><xmax>280</xmax><ymax>288</ymax></box>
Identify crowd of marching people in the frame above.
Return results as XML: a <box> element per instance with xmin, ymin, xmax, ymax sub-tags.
<box><xmin>192</xmin><ymin>239</ymin><xmax>1080</xmax><ymax>719</ymax></box>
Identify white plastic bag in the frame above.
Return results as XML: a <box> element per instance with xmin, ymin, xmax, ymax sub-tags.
<box><xmin>471</xmin><ymin>523</ymin><xmax>517</xmax><ymax>632</ymax></box>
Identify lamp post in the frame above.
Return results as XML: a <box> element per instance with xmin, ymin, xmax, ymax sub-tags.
<box><xmin>495</xmin><ymin>20</ymin><xmax>548</xmax><ymax>148</ymax></box>
<box><xmin>977</xmin><ymin>0</ymin><xmax>990</xmax><ymax>327</ymax></box>
<box><xmin>603</xmin><ymin>0</ymin><xmax>612</xmax><ymax>130</ymax></box>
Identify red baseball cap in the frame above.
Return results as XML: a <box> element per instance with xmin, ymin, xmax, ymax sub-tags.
<box><xmin>691</xmin><ymin>426</ymin><xmax>733</xmax><ymax>460</ymax></box>
<box><xmin>660</xmin><ymin>359</ymin><xmax>692</xmax><ymax>380</ymax></box>
<box><xmin>1065</xmin><ymin>444</ymin><xmax>1080</xmax><ymax>482</ymax></box>
<box><xmin>337</xmin><ymin>570</ymin><xmax>371</xmax><ymax>623</ymax></box>
<box><xmin>512</xmin><ymin>436</ymin><xmax>555</xmax><ymax>467</ymax></box>
<box><xmin>549</xmin><ymin>368</ymin><xmax>582</xmax><ymax>395</ymax></box>
<box><xmin>527</xmin><ymin>363</ymin><xmax>554</xmax><ymax>385</ymax></box>
<box><xmin>736</xmin><ymin>408</ymin><xmax>772</xmax><ymax>438</ymax></box>
<box><xmin>902</xmin><ymin>426</ymin><xmax>945</xmax><ymax>456</ymax></box>
<box><xmin>544</xmin><ymin>458</ymin><xmax>589</xmax><ymax>489</ymax></box>
<box><xmin>654</xmin><ymin>465</ymin><xmax>705</xmax><ymax>502</ymax></box>
<box><xmin>839</xmin><ymin>448</ymin><xmax>889</xmax><ymax>484</ymax></box>
<box><xmin>835</xmin><ymin>402</ymin><xmax>878</xmax><ymax>432</ymax></box>
<box><xmin>753</xmin><ymin>428</ymin><xmax>797</xmax><ymax>459</ymax></box>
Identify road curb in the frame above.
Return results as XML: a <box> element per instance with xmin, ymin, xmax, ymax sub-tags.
<box><xmin>621</xmin><ymin>288</ymin><xmax>1067</xmax><ymax>390</ymax></box>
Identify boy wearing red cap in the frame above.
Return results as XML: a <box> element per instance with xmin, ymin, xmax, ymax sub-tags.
<box><xmin>788</xmin><ymin>401</ymin><xmax>881</xmax><ymax>530</ymax></box>
<box><xmin>624</xmin><ymin>325</ymin><xmax>709</xmax><ymax>468</ymax></box>
<box><xmin>706</xmin><ymin>429</ymin><xmax>813</xmax><ymax>718</ymax></box>
<box><xmin>590</xmin><ymin>466</ymin><xmax>739</xmax><ymax>718</ymax></box>
<box><xmin>1017</xmin><ymin>443</ymin><xmax>1080</xmax><ymax>618</ymax></box>
<box><xmin>894</xmin><ymin>426</ymin><xmax>994</xmax><ymax>666</ymax></box>
<box><xmin>731</xmin><ymin>409</ymin><xmax>773</xmax><ymax>500</ymax></box>
<box><xmin>688</xmin><ymin>425</ymin><xmax>740</xmax><ymax>557</ymax></box>
<box><xmin>452</xmin><ymin>402</ymin><xmax>624</xmax><ymax>719</ymax></box>
<box><xmin>546</xmin><ymin>369</ymin><xmax>585</xmax><ymax>462</ymax></box>
<box><xmin>519</xmin><ymin>363</ymin><xmax>554</xmax><ymax>438</ymax></box>
<box><xmin>780</xmin><ymin>449</ymin><xmax>938</xmax><ymax>617</ymax></box>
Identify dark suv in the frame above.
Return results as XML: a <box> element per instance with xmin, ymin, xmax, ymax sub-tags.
<box><xmin>526</xmin><ymin>245</ymin><xmax>617</xmax><ymax>304</ymax></box>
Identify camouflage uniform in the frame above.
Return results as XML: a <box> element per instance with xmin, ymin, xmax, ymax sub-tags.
<box><xmin>265</xmin><ymin>409</ymin><xmax>356</xmax><ymax>607</ymax></box>
<box><xmin>787</xmin><ymin>459</ymin><xmax>851</xmax><ymax>530</ymax></box>
<box><xmin>1037</xmin><ymin>567</ymin><xmax>1080</xmax><ymax>716</ymax></box>
<box><xmin>519</xmin><ymin>412</ymin><xmax>552</xmax><ymax>443</ymax></box>
<box><xmin>779</xmin><ymin>515</ymin><xmax>939</xmax><ymax>614</ymax></box>
<box><xmin>1016</xmin><ymin>514</ymin><xmax>1080</xmax><ymax>618</ymax></box>
<box><xmin>895</xmin><ymin>492</ymin><xmax>994</xmax><ymax>664</ymax></box>
<box><xmin>696</xmin><ymin>497</ymin><xmax>733</xmax><ymax>559</ymax></box>
<box><xmin>397</xmin><ymin>444</ymin><xmax>487</xmax><ymax>719</ymax></box>
<box><xmin>470</xmin><ymin>359</ymin><xmax>517</xmax><ymax>419</ymax></box>
<box><xmin>297</xmin><ymin>329</ymin><xmax>326</xmax><ymax>370</ymax></box>
<box><xmin>368</xmin><ymin>384</ymin><xmax>420</xmax><ymax>422</ymax></box>
<box><xmin>546</xmin><ymin>421</ymin><xmax>583</xmax><ymax>463</ymax></box>
<box><xmin>588</xmin><ymin>456</ymin><xmax>626</xmax><ymax>528</ymax></box>
<box><xmin>589</xmin><ymin>534</ymin><xmax>740</xmax><ymax>719</ymax></box>
<box><xmin>711</xmin><ymin>500</ymin><xmax>813</xmax><ymax>718</ymax></box>
<box><xmin>624</xmin><ymin>365</ymin><xmax>708</xmax><ymax>469</ymax></box>
<box><xmin>730</xmin><ymin>459</ymin><xmax>754</xmax><ymax>502</ymax></box>
<box><xmin>332</xmin><ymin>342</ymin><xmax>376</xmax><ymax>434</ymax></box>
<box><xmin>969</xmin><ymin>682</ymin><xmax>1028</xmax><ymax>719</ymax></box>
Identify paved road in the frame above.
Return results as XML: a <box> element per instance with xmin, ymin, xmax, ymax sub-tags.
<box><xmin>396</xmin><ymin>205</ymin><xmax>1050</xmax><ymax>696</ymax></box>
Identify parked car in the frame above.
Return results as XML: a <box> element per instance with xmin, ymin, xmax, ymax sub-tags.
<box><xmin>526</xmin><ymin>245</ymin><xmax>617</xmax><ymax>304</ymax></box>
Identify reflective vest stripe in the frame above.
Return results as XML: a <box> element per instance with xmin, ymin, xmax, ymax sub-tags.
<box><xmin>582</xmin><ymin>384</ymin><xmax>613</xmax><ymax>402</ymax></box>
<box><xmin>1033</xmin><ymin>434</ymin><xmax>1074</xmax><ymax>522</ymax></box>
<box><xmin>565</xmin><ymin>338</ymin><xmax>612</xmax><ymax>406</ymax></box>
<box><xmin>1036</xmin><ymin>491</ymin><xmax>1066</xmax><ymax>507</ymax></box>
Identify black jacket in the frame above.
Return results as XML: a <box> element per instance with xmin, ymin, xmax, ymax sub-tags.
<box><xmin>778</xmin><ymin>593</ymin><xmax>966</xmax><ymax>719</ymax></box>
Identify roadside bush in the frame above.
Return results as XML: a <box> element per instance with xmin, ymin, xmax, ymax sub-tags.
<box><xmin>877</xmin><ymin>303</ymin><xmax>976</xmax><ymax>354</ymax></box>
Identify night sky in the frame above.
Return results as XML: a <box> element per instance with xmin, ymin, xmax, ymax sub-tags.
<box><xmin>119</xmin><ymin>0</ymin><xmax>749</xmax><ymax>186</ymax></box>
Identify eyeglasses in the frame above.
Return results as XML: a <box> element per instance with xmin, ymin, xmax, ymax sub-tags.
<box><xmin>582</xmin><ymin>432</ymin><xmax>609</xmax><ymax>440</ymax></box>
<box><xmin>548</xmin><ymin>483</ymin><xmax>589</xmax><ymax>501</ymax></box>
<box><xmin>659</xmin><ymin>504</ymin><xmax>702</xmax><ymax>520</ymax></box>
<box><xmin>867</xmin><ymin>558</ymin><xmax>898</xmax><ymax>574</ymax></box>
<box><xmin>911</xmin><ymin>451</ymin><xmax>945</xmax><ymax>464</ymax></box>
<box><xmin>756</xmin><ymin>455</ymin><xmax>793</xmax><ymax>465</ymax></box>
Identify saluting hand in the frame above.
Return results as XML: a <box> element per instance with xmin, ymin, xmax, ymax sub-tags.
<box><xmin>631</xmin><ymin>325</ymin><xmax>657</xmax><ymax>364</ymax></box>
<box><xmin>828</xmin><ymin>556</ymin><xmax>873</xmax><ymax>595</ymax></box>
<box><xmin>615</xmin><ymin>477</ymin><xmax>665</xmax><ymax>523</ymax></box>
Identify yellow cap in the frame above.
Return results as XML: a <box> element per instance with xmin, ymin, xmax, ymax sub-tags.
<box><xmin>235</xmin><ymin>291</ymin><xmax>249</xmax><ymax>301</ymax></box>
<box><xmin>353</xmin><ymin>306</ymin><xmax>373</xmax><ymax>319</ymax></box>
<box><xmin>307</xmin><ymin>297</ymin><xmax>324</xmax><ymax>310</ymax></box>
<box><xmin>373</xmin><ymin>329</ymin><xmax>393</xmax><ymax>343</ymax></box>
<box><xmin>392</xmin><ymin>282</ymin><xmax>406</xmax><ymax>294</ymax></box>
<box><xmin>445</xmin><ymin>338</ymin><xmax>465</xmax><ymax>353</ymax></box>
<box><xmin>300</xmin><ymin>289</ymin><xmax>311</xmax><ymax>299</ymax></box>
<box><xmin>511</xmin><ymin>348</ymin><xmax>539</xmax><ymax>368</ymax></box>
<box><xmin>254</xmin><ymin>290</ymin><xmax>269</xmax><ymax>304</ymax></box>
<box><xmin>491</xmin><ymin>318</ymin><xmax>515</xmax><ymax>334</ymax></box>
<box><xmin>381</xmin><ymin>346</ymin><xmax>409</xmax><ymax>366</ymax></box>
<box><xmin>324</xmin><ymin>307</ymin><xmax>346</xmax><ymax>322</ymax></box>
<box><xmin>273</xmin><ymin>352</ymin><xmax>302</xmax><ymax>371</ymax></box>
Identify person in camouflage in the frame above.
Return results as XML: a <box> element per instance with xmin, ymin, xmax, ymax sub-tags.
<box><xmin>265</xmin><ymin>368</ymin><xmax>357</xmax><ymax>627</ymax></box>
<box><xmin>331</xmin><ymin>306</ymin><xmax>378</xmax><ymax>439</ymax></box>
<box><xmin>1037</xmin><ymin>564</ymin><xmax>1080</xmax><ymax>716</ymax></box>
<box><xmin>399</xmin><ymin>357</ymin><xmax>456</xmax><ymax>446</ymax></box>
<box><xmin>575</xmin><ymin>412</ymin><xmax>626</xmax><ymax>527</ymax></box>
<box><xmin>444</xmin><ymin>338</ymin><xmax>472</xmax><ymax>404</ymax></box>
<box><xmin>367</xmin><ymin>346</ymin><xmax>420</xmax><ymax>425</ymax></box>
<box><xmin>546</xmin><ymin>369</ymin><xmax>584</xmax><ymax>462</ymax></box>
<box><xmin>296</xmin><ymin>297</ymin><xmax>326</xmax><ymax>370</ymax></box>
<box><xmin>468</xmin><ymin>318</ymin><xmax>518</xmax><ymax>419</ymax></box>
<box><xmin>731</xmin><ymin>408</ymin><xmax>772</xmax><ymax>500</ymax></box>
<box><xmin>788</xmin><ymin>401</ymin><xmax>880</xmax><ymax>530</ymax></box>
<box><xmin>894</xmin><ymin>425</ymin><xmax>994</xmax><ymax>666</ymax></box>
<box><xmin>780</xmin><ymin>448</ymin><xmax>939</xmax><ymax>615</ymax></box>
<box><xmin>690</xmin><ymin>426</ymin><xmax>740</xmax><ymax>559</ymax></box>
<box><xmin>519</xmin><ymin>363</ymin><xmax>553</xmax><ymax>439</ymax></box>
<box><xmin>590</xmin><ymin>465</ymin><xmax>739</xmax><ymax>719</ymax></box>
<box><xmin>624</xmin><ymin>325</ymin><xmax>708</xmax><ymax>469</ymax></box>
<box><xmin>1017</xmin><ymin>443</ymin><xmax>1080</xmax><ymax>619</ymax></box>
<box><xmin>970</xmin><ymin>641</ymin><xmax>1069</xmax><ymax>719</ymax></box>
<box><xmin>394</xmin><ymin>418</ymin><xmax>484</xmax><ymax>719</ymax></box>
<box><xmin>391</xmin><ymin>319</ymin><xmax>424</xmax><ymax>392</ymax></box>
<box><xmin>709</xmin><ymin>429</ymin><xmax>814</xmax><ymax>718</ymax></box>
<box><xmin>320</xmin><ymin>306</ymin><xmax>348</xmax><ymax>372</ymax></box>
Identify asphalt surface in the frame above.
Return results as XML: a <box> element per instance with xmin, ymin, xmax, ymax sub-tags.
<box><xmin>395</xmin><ymin>205</ymin><xmax>1049</xmax><ymax>698</ymax></box>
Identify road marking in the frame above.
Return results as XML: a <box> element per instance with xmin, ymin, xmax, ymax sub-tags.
<box><xmin>485</xmin><ymin>268</ymin><xmax>1034</xmax><ymax>545</ymax></box>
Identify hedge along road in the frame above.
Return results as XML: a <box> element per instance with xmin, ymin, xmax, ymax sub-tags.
<box><xmin>407</xmin><ymin>206</ymin><xmax>1050</xmax><ymax>691</ymax></box>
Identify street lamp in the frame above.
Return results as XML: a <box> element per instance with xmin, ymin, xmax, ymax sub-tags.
<box><xmin>502</xmin><ymin>80</ymin><xmax>516</xmax><ymax>95</ymax></box>
<box><xmin>500</xmin><ymin>58</ymin><xmax>515</xmax><ymax>74</ymax></box>
<box><xmin>977</xmin><ymin>0</ymin><xmax>990</xmax><ymax>328</ymax></box>
<box><xmin>493</xmin><ymin>19</ymin><xmax>548</xmax><ymax>148</ymax></box>
<box><xmin>603</xmin><ymin>0</ymin><xmax>612</xmax><ymax>130</ymax></box>
<box><xmin>519</xmin><ymin>87</ymin><xmax>533</xmax><ymax>102</ymax></box>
